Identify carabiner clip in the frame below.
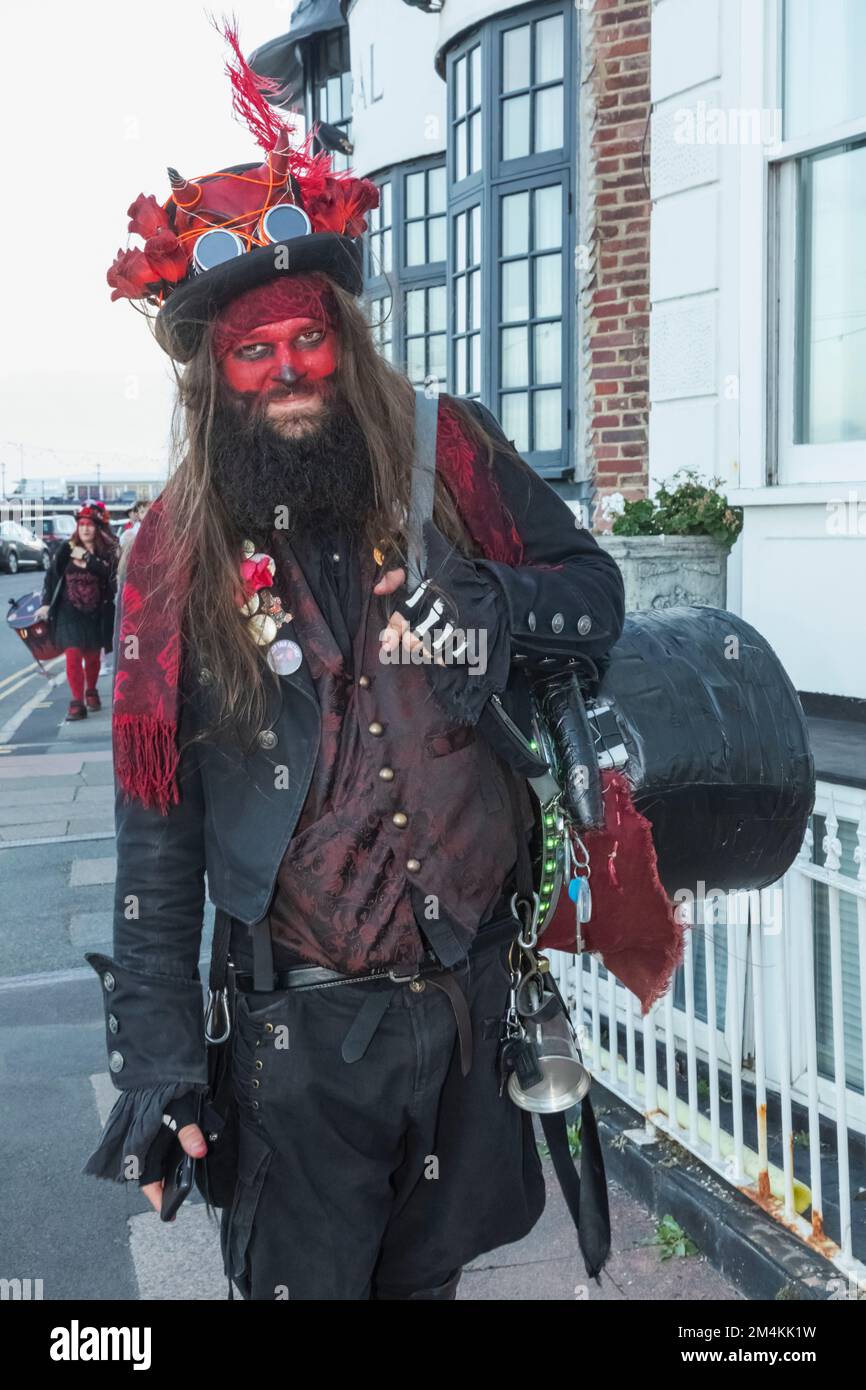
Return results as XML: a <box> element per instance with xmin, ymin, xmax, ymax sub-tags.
<box><xmin>205</xmin><ymin>987</ymin><xmax>231</xmax><ymax>1044</ymax></box>
<box><xmin>510</xmin><ymin>890</ymin><xmax>540</xmax><ymax>949</ymax></box>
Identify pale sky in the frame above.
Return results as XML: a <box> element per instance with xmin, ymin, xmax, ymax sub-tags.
<box><xmin>0</xmin><ymin>1</ymin><xmax>300</xmax><ymax>488</ymax></box>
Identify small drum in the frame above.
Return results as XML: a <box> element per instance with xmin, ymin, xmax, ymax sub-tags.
<box><xmin>6</xmin><ymin>591</ymin><xmax>62</xmax><ymax>669</ymax></box>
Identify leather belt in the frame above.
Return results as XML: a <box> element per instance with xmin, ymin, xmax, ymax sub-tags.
<box><xmin>233</xmin><ymin>913</ymin><xmax>520</xmax><ymax>1077</ymax></box>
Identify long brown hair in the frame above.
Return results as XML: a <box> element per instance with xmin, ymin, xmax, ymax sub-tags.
<box><xmin>153</xmin><ymin>279</ymin><xmax>517</xmax><ymax>749</ymax></box>
<box><xmin>71</xmin><ymin>518</ymin><xmax>118</xmax><ymax>560</ymax></box>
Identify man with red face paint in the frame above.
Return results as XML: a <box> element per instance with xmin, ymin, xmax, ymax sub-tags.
<box><xmin>85</xmin><ymin>30</ymin><xmax>623</xmax><ymax>1300</ymax></box>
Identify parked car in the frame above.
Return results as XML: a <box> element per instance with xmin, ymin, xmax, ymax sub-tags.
<box><xmin>0</xmin><ymin>521</ymin><xmax>50</xmax><ymax>573</ymax></box>
<box><xmin>40</xmin><ymin>513</ymin><xmax>76</xmax><ymax>557</ymax></box>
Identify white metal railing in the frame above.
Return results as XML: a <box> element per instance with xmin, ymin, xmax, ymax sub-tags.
<box><xmin>550</xmin><ymin>778</ymin><xmax>866</xmax><ymax>1287</ymax></box>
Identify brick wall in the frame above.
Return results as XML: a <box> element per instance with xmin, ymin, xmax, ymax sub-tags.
<box><xmin>580</xmin><ymin>0</ymin><xmax>651</xmax><ymax>529</ymax></box>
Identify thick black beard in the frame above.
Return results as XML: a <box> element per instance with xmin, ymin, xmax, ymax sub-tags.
<box><xmin>208</xmin><ymin>395</ymin><xmax>377</xmax><ymax>545</ymax></box>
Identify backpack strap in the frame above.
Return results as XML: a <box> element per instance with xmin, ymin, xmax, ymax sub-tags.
<box><xmin>406</xmin><ymin>387</ymin><xmax>439</xmax><ymax>590</ymax></box>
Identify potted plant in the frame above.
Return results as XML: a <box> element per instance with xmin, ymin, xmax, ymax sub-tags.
<box><xmin>596</xmin><ymin>471</ymin><xmax>743</xmax><ymax>612</ymax></box>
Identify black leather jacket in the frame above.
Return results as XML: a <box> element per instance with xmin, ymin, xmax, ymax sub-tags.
<box><xmin>83</xmin><ymin>408</ymin><xmax>625</xmax><ymax>1183</ymax></box>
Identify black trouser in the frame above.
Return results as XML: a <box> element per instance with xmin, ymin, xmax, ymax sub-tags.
<box><xmin>220</xmin><ymin>918</ymin><xmax>546</xmax><ymax>1300</ymax></box>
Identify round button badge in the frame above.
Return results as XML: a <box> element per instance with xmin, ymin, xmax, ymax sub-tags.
<box><xmin>267</xmin><ymin>639</ymin><xmax>303</xmax><ymax>676</ymax></box>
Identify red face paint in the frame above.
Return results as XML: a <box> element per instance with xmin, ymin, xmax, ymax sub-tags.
<box><xmin>219</xmin><ymin>316</ymin><xmax>340</xmax><ymax>404</ymax></box>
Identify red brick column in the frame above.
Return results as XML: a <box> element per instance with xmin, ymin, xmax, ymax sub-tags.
<box><xmin>581</xmin><ymin>0</ymin><xmax>651</xmax><ymax>530</ymax></box>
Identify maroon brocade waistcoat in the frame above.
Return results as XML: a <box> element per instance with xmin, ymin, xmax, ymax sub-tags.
<box><xmin>265</xmin><ymin>537</ymin><xmax>535</xmax><ymax>973</ymax></box>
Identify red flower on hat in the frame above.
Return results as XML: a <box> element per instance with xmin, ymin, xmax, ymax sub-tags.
<box><xmin>127</xmin><ymin>194</ymin><xmax>171</xmax><ymax>239</ymax></box>
<box><xmin>240</xmin><ymin>554</ymin><xmax>275</xmax><ymax>594</ymax></box>
<box><xmin>107</xmin><ymin>247</ymin><xmax>161</xmax><ymax>302</ymax></box>
<box><xmin>143</xmin><ymin>230</ymin><xmax>189</xmax><ymax>284</ymax></box>
<box><xmin>303</xmin><ymin>176</ymin><xmax>380</xmax><ymax>238</ymax></box>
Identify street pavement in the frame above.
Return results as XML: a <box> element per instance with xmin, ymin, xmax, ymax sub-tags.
<box><xmin>0</xmin><ymin>654</ymin><xmax>742</xmax><ymax>1301</ymax></box>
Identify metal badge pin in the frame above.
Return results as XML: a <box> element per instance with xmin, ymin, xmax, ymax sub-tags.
<box><xmin>267</xmin><ymin>639</ymin><xmax>303</xmax><ymax>675</ymax></box>
<box><xmin>249</xmin><ymin>613</ymin><xmax>278</xmax><ymax>645</ymax></box>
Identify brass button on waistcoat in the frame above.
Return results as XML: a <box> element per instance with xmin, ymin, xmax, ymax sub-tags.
<box><xmin>409</xmin><ymin>979</ymin><xmax>426</xmax><ymax>993</ymax></box>
<box><xmin>392</xmin><ymin>812</ymin><xmax>408</xmax><ymax>828</ymax></box>
<box><xmin>358</xmin><ymin>674</ymin><xmax>371</xmax><ymax>688</ymax></box>
<box><xmin>379</xmin><ymin>767</ymin><xmax>395</xmax><ymax>781</ymax></box>
<box><xmin>368</xmin><ymin>721</ymin><xmax>384</xmax><ymax>736</ymax></box>
<box><xmin>406</xmin><ymin>858</ymin><xmax>421</xmax><ymax>872</ymax></box>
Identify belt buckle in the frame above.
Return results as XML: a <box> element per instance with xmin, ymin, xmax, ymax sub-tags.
<box><xmin>388</xmin><ymin>968</ymin><xmax>420</xmax><ymax>985</ymax></box>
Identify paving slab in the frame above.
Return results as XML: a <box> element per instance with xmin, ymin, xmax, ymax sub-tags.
<box><xmin>70</xmin><ymin>857</ymin><xmax>116</xmax><ymax>887</ymax></box>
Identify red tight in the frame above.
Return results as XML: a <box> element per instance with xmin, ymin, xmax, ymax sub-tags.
<box><xmin>65</xmin><ymin>648</ymin><xmax>101</xmax><ymax>702</ymax></box>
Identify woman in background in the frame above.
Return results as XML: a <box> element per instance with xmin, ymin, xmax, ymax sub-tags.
<box><xmin>36</xmin><ymin>505</ymin><xmax>119</xmax><ymax>721</ymax></box>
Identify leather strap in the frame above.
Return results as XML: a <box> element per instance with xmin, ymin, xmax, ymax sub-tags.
<box><xmin>424</xmin><ymin>970</ymin><xmax>473</xmax><ymax>1076</ymax></box>
<box><xmin>209</xmin><ymin>908</ymin><xmax>232</xmax><ymax>994</ymax></box>
<box><xmin>406</xmin><ymin>387</ymin><xmax>438</xmax><ymax>591</ymax></box>
<box><xmin>341</xmin><ymin>988</ymin><xmax>394</xmax><ymax>1063</ymax></box>
<box><xmin>252</xmin><ymin>916</ymin><xmax>275</xmax><ymax>993</ymax></box>
<box><xmin>539</xmin><ymin>1096</ymin><xmax>611</xmax><ymax>1283</ymax></box>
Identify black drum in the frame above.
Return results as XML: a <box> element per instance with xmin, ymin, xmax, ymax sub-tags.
<box><xmin>588</xmin><ymin>606</ymin><xmax>815</xmax><ymax>893</ymax></box>
<box><xmin>6</xmin><ymin>592</ymin><xmax>63</xmax><ymax>667</ymax></box>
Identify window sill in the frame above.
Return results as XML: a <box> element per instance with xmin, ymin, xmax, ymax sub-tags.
<box><xmin>727</xmin><ymin>483</ymin><xmax>866</xmax><ymax>507</ymax></box>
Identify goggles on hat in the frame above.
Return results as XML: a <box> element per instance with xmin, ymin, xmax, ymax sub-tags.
<box><xmin>191</xmin><ymin>203</ymin><xmax>313</xmax><ymax>275</ymax></box>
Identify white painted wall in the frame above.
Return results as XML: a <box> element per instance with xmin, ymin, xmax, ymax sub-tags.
<box><xmin>649</xmin><ymin>0</ymin><xmax>866</xmax><ymax>699</ymax></box>
<box><xmin>346</xmin><ymin>0</ymin><xmax>446</xmax><ymax>176</ymax></box>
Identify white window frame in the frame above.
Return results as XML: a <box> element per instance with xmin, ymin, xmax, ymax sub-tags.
<box><xmin>767</xmin><ymin>1</ymin><xmax>866</xmax><ymax>485</ymax></box>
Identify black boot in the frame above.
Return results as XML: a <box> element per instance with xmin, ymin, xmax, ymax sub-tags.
<box><xmin>373</xmin><ymin>1266</ymin><xmax>462</xmax><ymax>1300</ymax></box>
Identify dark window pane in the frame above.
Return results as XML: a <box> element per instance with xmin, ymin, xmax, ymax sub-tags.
<box><xmin>502</xmin><ymin>191</ymin><xmax>530</xmax><ymax>256</ymax></box>
<box><xmin>503</xmin><ymin>25</ymin><xmax>531</xmax><ymax>93</ymax></box>
<box><xmin>470</xmin><ymin>111</ymin><xmax>483</xmax><ymax>173</ymax></box>
<box><xmin>429</xmin><ymin>284</ymin><xmax>446</xmax><ymax>333</ymax></box>
<box><xmin>430</xmin><ymin>334</ymin><xmax>447</xmax><ymax>387</ymax></box>
<box><xmin>456</xmin><ymin>120</ymin><xmax>468</xmax><ymax>182</ymax></box>
<box><xmin>502</xmin><ymin>259</ymin><xmax>530</xmax><ymax>322</ymax></box>
<box><xmin>503</xmin><ymin>94</ymin><xmax>530</xmax><ymax>160</ymax></box>
<box><xmin>501</xmin><ymin>326</ymin><xmax>530</xmax><ymax>387</ymax></box>
<box><xmin>470</xmin><ymin>45</ymin><xmax>481</xmax><ymax>107</ymax></box>
<box><xmin>406</xmin><ymin>171</ymin><xmax>426</xmax><ymax>219</ymax></box>
<box><xmin>534</xmin><ymin>388</ymin><xmax>562</xmax><ymax>449</ymax></box>
<box><xmin>456</xmin><ymin>336</ymin><xmax>467</xmax><ymax>392</ymax></box>
<box><xmin>455</xmin><ymin>55</ymin><xmax>467</xmax><ymax>117</ymax></box>
<box><xmin>429</xmin><ymin>165</ymin><xmax>446</xmax><ymax>213</ymax></box>
<box><xmin>536</xmin><ymin>14</ymin><xmax>564</xmax><ymax>84</ymax></box>
<box><xmin>407</xmin><ymin>337</ymin><xmax>426</xmax><ymax>383</ymax></box>
<box><xmin>534</xmin><ymin>185</ymin><xmax>563</xmax><ymax>249</ymax></box>
<box><xmin>406</xmin><ymin>288</ymin><xmax>425</xmax><ymax>336</ymax></box>
<box><xmin>455</xmin><ymin>275</ymin><xmax>467</xmax><ymax>334</ymax></box>
<box><xmin>455</xmin><ymin>212</ymin><xmax>467</xmax><ymax>272</ymax></box>
<box><xmin>406</xmin><ymin>221</ymin><xmax>426</xmax><ymax>267</ymax></box>
<box><xmin>501</xmin><ymin>393</ymin><xmax>529</xmax><ymax>451</ymax></box>
<box><xmin>535</xmin><ymin>252</ymin><xmax>562</xmax><ymax>317</ymax></box>
<box><xmin>534</xmin><ymin>321</ymin><xmax>562</xmax><ymax>384</ymax></box>
<box><xmin>535</xmin><ymin>85</ymin><xmax>564</xmax><ymax>152</ymax></box>
<box><xmin>797</xmin><ymin>143</ymin><xmax>866</xmax><ymax>443</ymax></box>
<box><xmin>428</xmin><ymin>215</ymin><xmax>446</xmax><ymax>263</ymax></box>
<box><xmin>471</xmin><ymin>205</ymin><xmax>481</xmax><ymax>263</ymax></box>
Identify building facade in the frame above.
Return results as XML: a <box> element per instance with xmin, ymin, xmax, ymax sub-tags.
<box><xmin>253</xmin><ymin>0</ymin><xmax>652</xmax><ymax>508</ymax></box>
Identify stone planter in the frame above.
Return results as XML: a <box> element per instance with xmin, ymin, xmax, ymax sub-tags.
<box><xmin>596</xmin><ymin>534</ymin><xmax>728</xmax><ymax>613</ymax></box>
